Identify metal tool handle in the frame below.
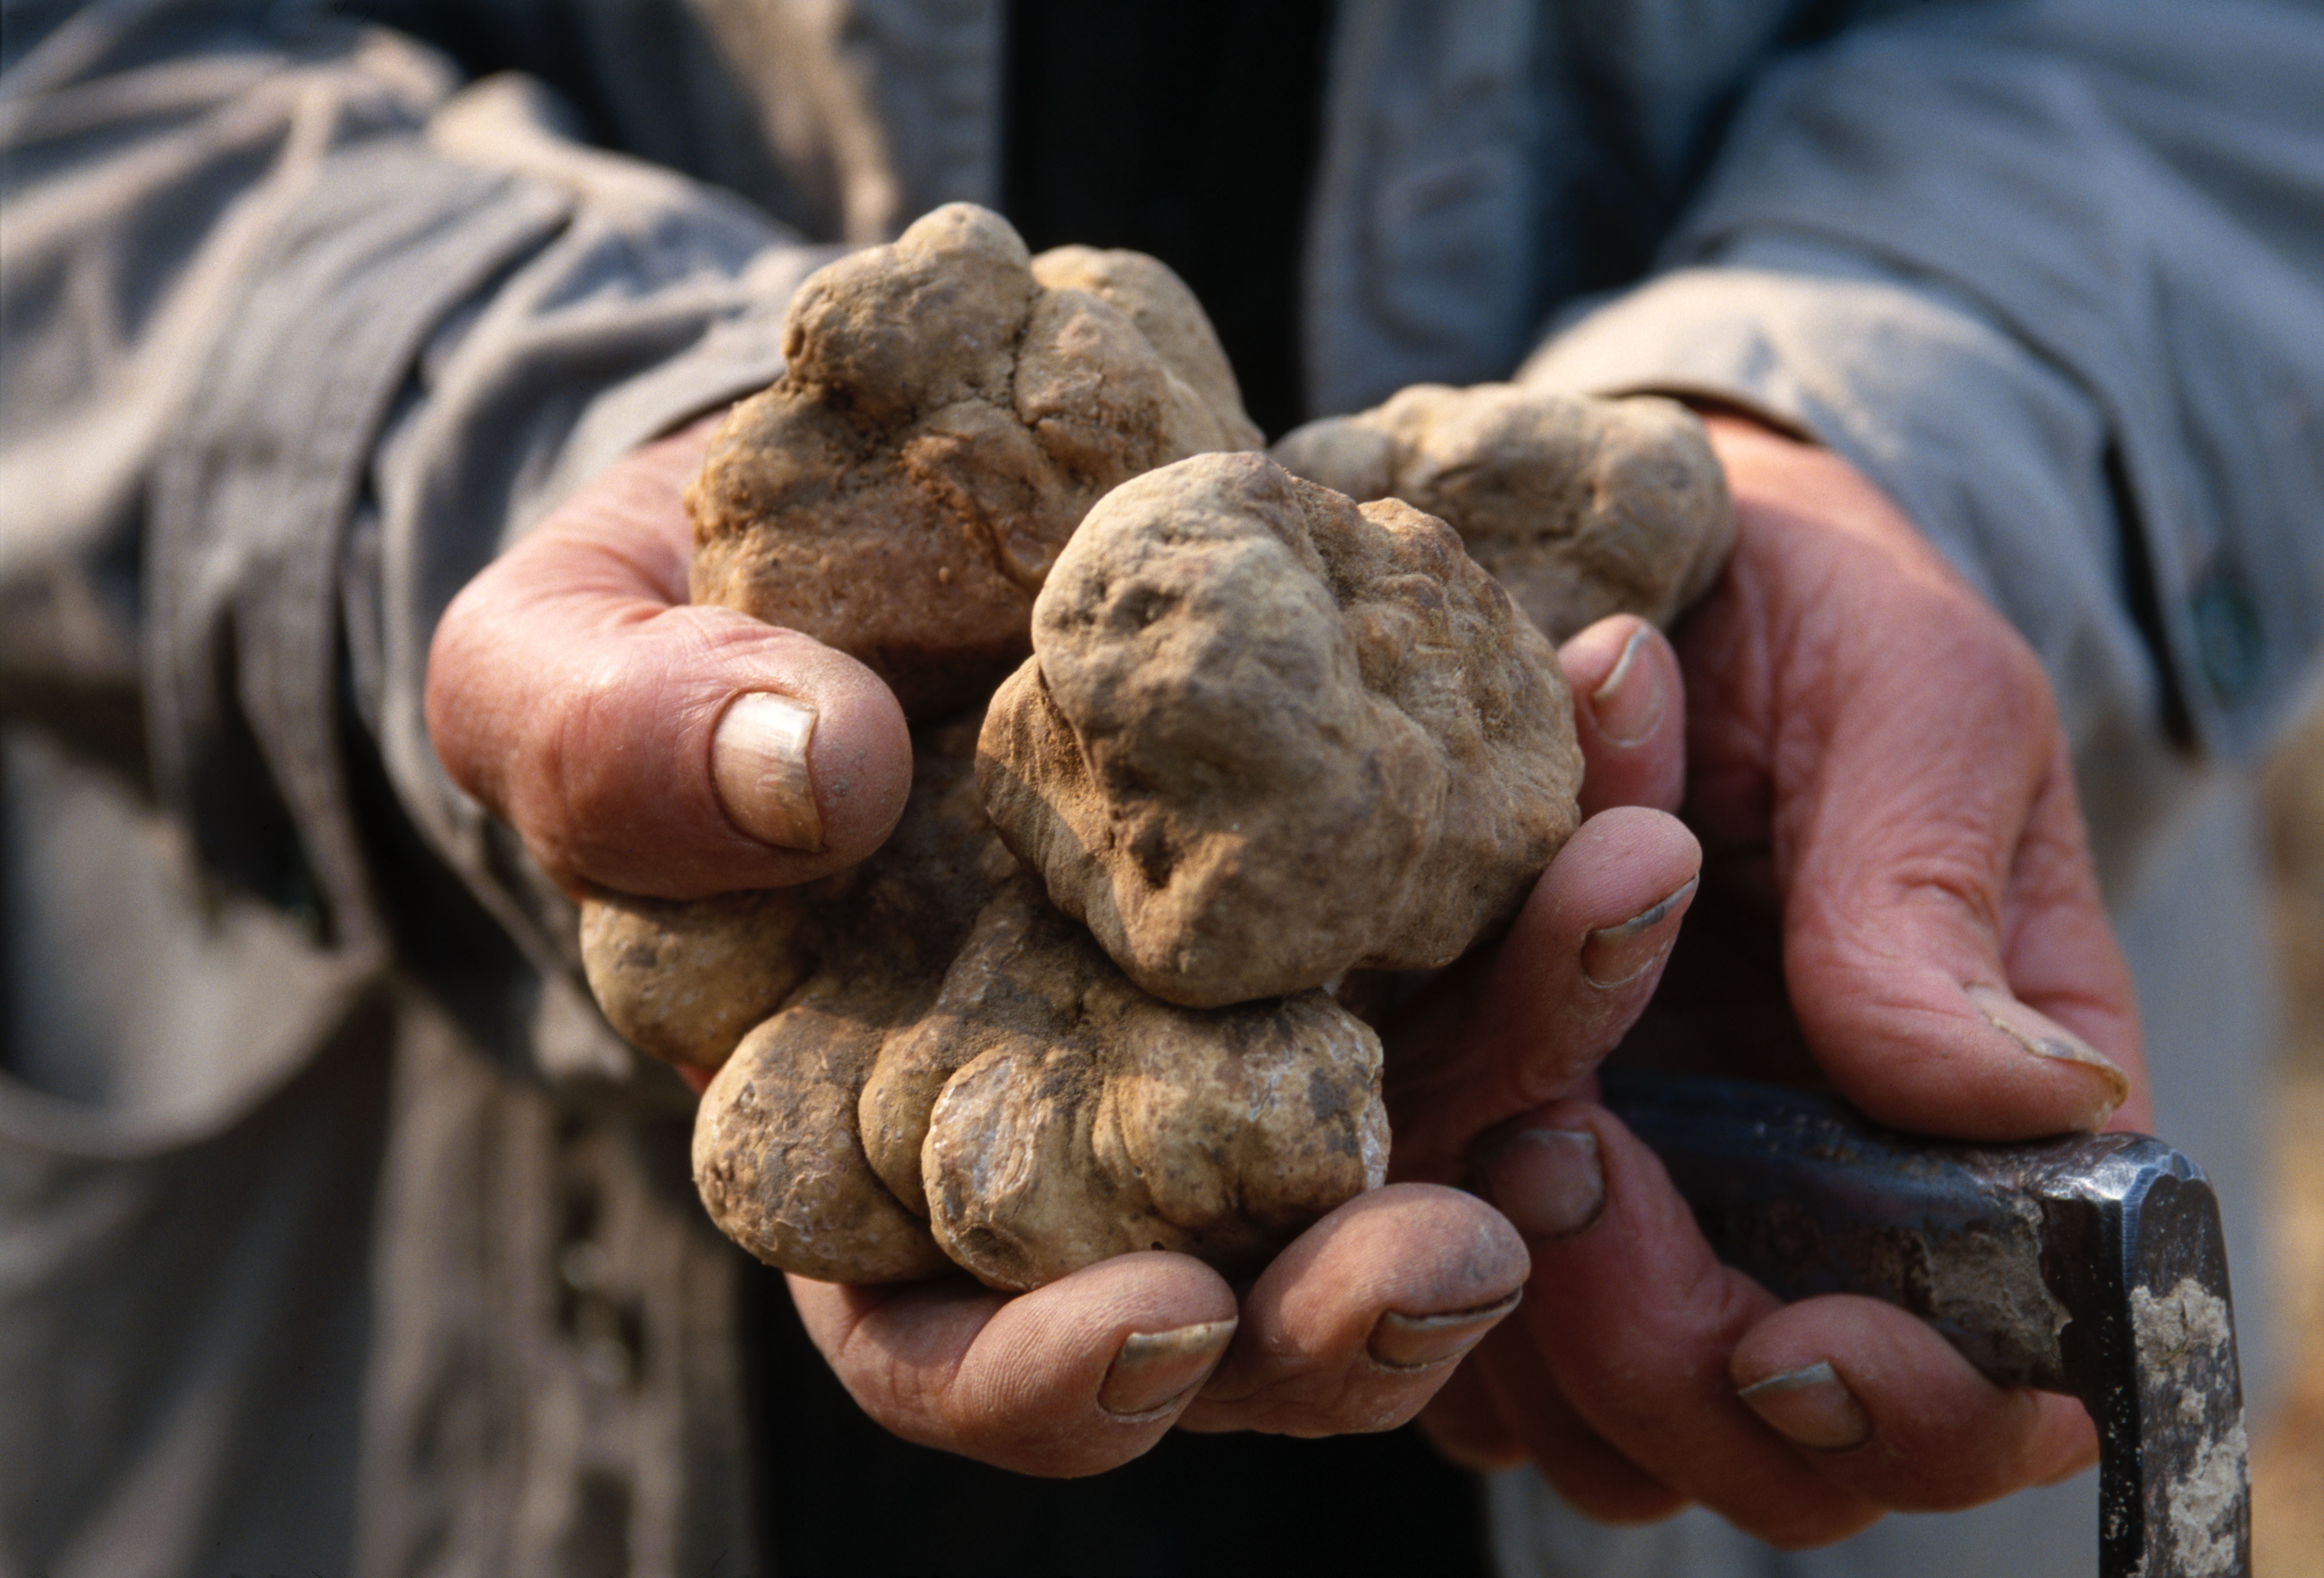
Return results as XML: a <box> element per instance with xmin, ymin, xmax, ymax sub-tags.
<box><xmin>1600</xmin><ymin>1069</ymin><xmax>2251</xmax><ymax>1578</ymax></box>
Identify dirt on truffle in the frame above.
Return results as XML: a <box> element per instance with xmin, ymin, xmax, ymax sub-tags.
<box><xmin>590</xmin><ymin>211</ymin><xmax>1753</xmax><ymax>1294</ymax></box>
<box><xmin>685</xmin><ymin>711</ymin><xmax>1394</xmax><ymax>1293</ymax></box>
<box><xmin>582</xmin><ymin>886</ymin><xmax>826</xmax><ymax>1070</ymax></box>
<box><xmin>690</xmin><ymin>713</ymin><xmax>1013</xmax><ymax>1283</ymax></box>
<box><xmin>1273</xmin><ymin>382</ymin><xmax>1731</xmax><ymax>643</ymax></box>
<box><xmin>915</xmin><ymin>876</ymin><xmax>1388</xmax><ymax>1291</ymax></box>
<box><xmin>979</xmin><ymin>451</ymin><xmax>1585</xmax><ymax>1008</ymax></box>
<box><xmin>686</xmin><ymin>203</ymin><xmax>1262</xmax><ymax>718</ymax></box>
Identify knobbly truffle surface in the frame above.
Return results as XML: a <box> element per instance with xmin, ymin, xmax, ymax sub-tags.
<box><xmin>684</xmin><ymin>718</ymin><xmax>1389</xmax><ymax>1292</ymax></box>
<box><xmin>687</xmin><ymin>204</ymin><xmax>1261</xmax><ymax>717</ymax></box>
<box><xmin>581</xmin><ymin>886</ymin><xmax>819</xmax><ymax>1069</ymax></box>
<box><xmin>1272</xmin><ymin>384</ymin><xmax>1731</xmax><ymax>641</ymax></box>
<box><xmin>689</xmin><ymin>714</ymin><xmax>1012</xmax><ymax>1283</ymax></box>
<box><xmin>979</xmin><ymin>452</ymin><xmax>1584</xmax><ymax>1008</ymax></box>
<box><xmin>917</xmin><ymin>879</ymin><xmax>1388</xmax><ymax>1291</ymax></box>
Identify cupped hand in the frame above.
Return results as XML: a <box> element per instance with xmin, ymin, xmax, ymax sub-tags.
<box><xmin>1410</xmin><ymin>412</ymin><xmax>2152</xmax><ymax>1547</ymax></box>
<box><xmin>1672</xmin><ymin>413</ymin><xmax>2146</xmax><ymax>1142</ymax></box>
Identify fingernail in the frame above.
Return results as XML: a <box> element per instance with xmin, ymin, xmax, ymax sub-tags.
<box><xmin>1368</xmin><ymin>1288</ymin><xmax>1522</xmax><ymax>1373</ymax></box>
<box><xmin>1481</xmin><ymin>1126</ymin><xmax>1604</xmax><ymax>1240</ymax></box>
<box><xmin>711</xmin><ymin>692</ymin><xmax>823</xmax><ymax>852</ymax></box>
<box><xmin>1737</xmin><ymin>1361</ymin><xmax>1870</xmax><ymax>1451</ymax></box>
<box><xmin>1098</xmin><ymin>1318</ymin><xmax>1237</xmax><ymax>1418</ymax></box>
<box><xmin>1580</xmin><ymin>875</ymin><xmax>1698</xmax><ymax>988</ymax></box>
<box><xmin>1590</xmin><ymin>624</ymin><xmax>1666</xmax><ymax>747</ymax></box>
<box><xmin>1964</xmin><ymin>984</ymin><xmax>2130</xmax><ymax>1126</ymax></box>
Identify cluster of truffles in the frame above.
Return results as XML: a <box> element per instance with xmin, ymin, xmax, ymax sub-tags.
<box><xmin>579</xmin><ymin>203</ymin><xmax>1732</xmax><ymax>1291</ymax></box>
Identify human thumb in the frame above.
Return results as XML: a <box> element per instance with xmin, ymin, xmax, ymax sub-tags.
<box><xmin>428</xmin><ymin>419</ymin><xmax>914</xmax><ymax>900</ymax></box>
<box><xmin>1775</xmin><ymin>648</ymin><xmax>2140</xmax><ymax>1140</ymax></box>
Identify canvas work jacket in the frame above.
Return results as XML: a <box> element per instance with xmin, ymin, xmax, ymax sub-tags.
<box><xmin>2</xmin><ymin>2</ymin><xmax>2321</xmax><ymax>1574</ymax></box>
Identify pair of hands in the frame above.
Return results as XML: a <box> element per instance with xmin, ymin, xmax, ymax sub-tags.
<box><xmin>426</xmin><ymin>407</ymin><xmax>2146</xmax><ymax>1547</ymax></box>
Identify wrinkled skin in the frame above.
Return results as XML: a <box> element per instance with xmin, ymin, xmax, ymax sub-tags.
<box><xmin>1273</xmin><ymin>384</ymin><xmax>1731</xmax><ymax>642</ymax></box>
<box><xmin>688</xmin><ymin>203</ymin><xmax>1261</xmax><ymax>717</ymax></box>
<box><xmin>981</xmin><ymin>452</ymin><xmax>1583</xmax><ymax>1007</ymax></box>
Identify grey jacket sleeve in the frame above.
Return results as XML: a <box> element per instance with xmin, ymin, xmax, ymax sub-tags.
<box><xmin>1</xmin><ymin>2</ymin><xmax>832</xmax><ymax>1112</ymax></box>
<box><xmin>1523</xmin><ymin>0</ymin><xmax>2324</xmax><ymax>802</ymax></box>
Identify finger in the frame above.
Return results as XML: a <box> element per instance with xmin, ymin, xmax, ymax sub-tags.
<box><xmin>1994</xmin><ymin>736</ymin><xmax>2153</xmax><ymax>1131</ymax></box>
<box><xmin>1452</xmin><ymin>1321</ymin><xmax>1690</xmax><ymax>1523</ymax></box>
<box><xmin>427</xmin><ymin>419</ymin><xmax>913</xmax><ymax>898</ymax></box>
<box><xmin>1480</xmin><ymin>1098</ymin><xmax>1882</xmax><ymax>1548</ymax></box>
<box><xmin>1731</xmin><ymin>1295</ymin><xmax>2097</xmax><ymax>1511</ymax></box>
<box><xmin>1179</xmin><ymin>1184</ymin><xmax>1527</xmax><ymax>1438</ymax></box>
<box><xmin>1777</xmin><ymin>654</ymin><xmax>2140</xmax><ymax>1137</ymax></box>
<box><xmin>1412</xmin><ymin>1341</ymin><xmax>1529</xmax><ymax>1473</ymax></box>
<box><xmin>1387</xmin><ymin>807</ymin><xmax>1701</xmax><ymax>1176</ymax></box>
<box><xmin>1695</xmin><ymin>417</ymin><xmax>2142</xmax><ymax>1139</ymax></box>
<box><xmin>787</xmin><ymin>1252</ymin><xmax>1237</xmax><ymax>1477</ymax></box>
<box><xmin>1558</xmin><ymin>615</ymin><xmax>1686</xmax><ymax>818</ymax></box>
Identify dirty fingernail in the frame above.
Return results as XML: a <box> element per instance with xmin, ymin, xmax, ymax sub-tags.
<box><xmin>1482</xmin><ymin>1126</ymin><xmax>1604</xmax><ymax>1240</ymax></box>
<box><xmin>1368</xmin><ymin>1289</ymin><xmax>1523</xmax><ymax>1373</ymax></box>
<box><xmin>1964</xmin><ymin>984</ymin><xmax>2129</xmax><ymax>1126</ymax></box>
<box><xmin>1098</xmin><ymin>1318</ymin><xmax>1237</xmax><ymax>1417</ymax></box>
<box><xmin>1737</xmin><ymin>1361</ymin><xmax>1871</xmax><ymax>1451</ymax></box>
<box><xmin>711</xmin><ymin>692</ymin><xmax>823</xmax><ymax>852</ymax></box>
<box><xmin>1590</xmin><ymin>623</ymin><xmax>1666</xmax><ymax>747</ymax></box>
<box><xmin>1581</xmin><ymin>875</ymin><xmax>1698</xmax><ymax>988</ymax></box>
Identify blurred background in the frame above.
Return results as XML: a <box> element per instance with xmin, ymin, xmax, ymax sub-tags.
<box><xmin>2254</xmin><ymin>695</ymin><xmax>2324</xmax><ymax>1577</ymax></box>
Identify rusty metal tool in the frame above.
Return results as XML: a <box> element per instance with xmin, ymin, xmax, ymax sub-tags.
<box><xmin>1603</xmin><ymin>1069</ymin><xmax>2251</xmax><ymax>1578</ymax></box>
